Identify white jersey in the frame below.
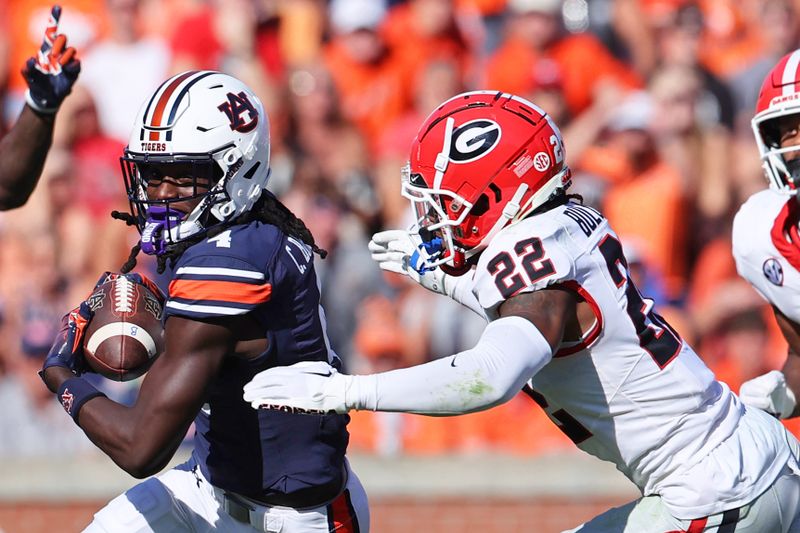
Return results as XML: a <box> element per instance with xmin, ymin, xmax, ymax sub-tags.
<box><xmin>471</xmin><ymin>201</ymin><xmax>791</xmax><ymax>518</ymax></box>
<box><xmin>732</xmin><ymin>188</ymin><xmax>800</xmax><ymax>322</ymax></box>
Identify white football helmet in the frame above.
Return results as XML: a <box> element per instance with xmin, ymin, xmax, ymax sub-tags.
<box><xmin>121</xmin><ymin>70</ymin><xmax>270</xmax><ymax>255</ymax></box>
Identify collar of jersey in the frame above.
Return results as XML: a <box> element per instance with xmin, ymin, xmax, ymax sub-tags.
<box><xmin>770</xmin><ymin>198</ymin><xmax>800</xmax><ymax>271</ymax></box>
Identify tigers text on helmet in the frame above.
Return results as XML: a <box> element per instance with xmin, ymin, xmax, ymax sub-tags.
<box><xmin>752</xmin><ymin>49</ymin><xmax>800</xmax><ymax>195</ymax></box>
<box><xmin>403</xmin><ymin>90</ymin><xmax>571</xmax><ymax>275</ymax></box>
<box><xmin>121</xmin><ymin>70</ymin><xmax>271</xmax><ymax>255</ymax></box>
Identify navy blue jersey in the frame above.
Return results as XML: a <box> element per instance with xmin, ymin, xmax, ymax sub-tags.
<box><xmin>164</xmin><ymin>220</ymin><xmax>349</xmax><ymax>500</ymax></box>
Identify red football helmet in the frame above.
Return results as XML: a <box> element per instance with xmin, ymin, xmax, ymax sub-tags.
<box><xmin>403</xmin><ymin>91</ymin><xmax>571</xmax><ymax>275</ymax></box>
<box><xmin>752</xmin><ymin>49</ymin><xmax>800</xmax><ymax>194</ymax></box>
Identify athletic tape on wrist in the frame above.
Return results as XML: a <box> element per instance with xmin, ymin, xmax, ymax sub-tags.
<box><xmin>57</xmin><ymin>377</ymin><xmax>106</xmax><ymax>422</ymax></box>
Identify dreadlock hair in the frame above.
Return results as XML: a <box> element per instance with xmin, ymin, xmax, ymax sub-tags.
<box><xmin>112</xmin><ymin>191</ymin><xmax>327</xmax><ymax>275</ymax></box>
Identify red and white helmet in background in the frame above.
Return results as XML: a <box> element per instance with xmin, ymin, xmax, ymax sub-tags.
<box><xmin>403</xmin><ymin>91</ymin><xmax>571</xmax><ymax>275</ymax></box>
<box><xmin>752</xmin><ymin>49</ymin><xmax>800</xmax><ymax>194</ymax></box>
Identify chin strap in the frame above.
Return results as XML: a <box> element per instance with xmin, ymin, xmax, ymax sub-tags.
<box><xmin>141</xmin><ymin>205</ymin><xmax>184</xmax><ymax>256</ymax></box>
<box><xmin>433</xmin><ymin>117</ymin><xmax>455</xmax><ymax>190</ymax></box>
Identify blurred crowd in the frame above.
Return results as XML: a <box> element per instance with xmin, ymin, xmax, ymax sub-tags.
<box><xmin>0</xmin><ymin>0</ymin><xmax>798</xmax><ymax>458</ymax></box>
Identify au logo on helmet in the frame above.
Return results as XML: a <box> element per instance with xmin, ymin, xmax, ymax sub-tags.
<box><xmin>449</xmin><ymin>119</ymin><xmax>501</xmax><ymax>163</ymax></box>
<box><xmin>218</xmin><ymin>91</ymin><xmax>259</xmax><ymax>133</ymax></box>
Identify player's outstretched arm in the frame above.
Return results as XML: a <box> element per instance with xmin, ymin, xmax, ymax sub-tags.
<box><xmin>0</xmin><ymin>5</ymin><xmax>80</xmax><ymax>210</ymax></box>
<box><xmin>245</xmin><ymin>289</ymin><xmax>573</xmax><ymax>415</ymax></box>
<box><xmin>739</xmin><ymin>306</ymin><xmax>800</xmax><ymax>419</ymax></box>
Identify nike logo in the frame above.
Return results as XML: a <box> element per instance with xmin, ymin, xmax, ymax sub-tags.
<box><xmin>308</xmin><ymin>370</ymin><xmax>333</xmax><ymax>377</ymax></box>
<box><xmin>450</xmin><ymin>357</ymin><xmax>458</xmax><ymax>367</ymax></box>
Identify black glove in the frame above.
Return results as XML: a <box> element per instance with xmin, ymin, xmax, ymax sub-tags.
<box><xmin>21</xmin><ymin>5</ymin><xmax>81</xmax><ymax>114</ymax></box>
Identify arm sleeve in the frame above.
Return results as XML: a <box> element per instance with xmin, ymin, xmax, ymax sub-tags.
<box><xmin>347</xmin><ymin>316</ymin><xmax>552</xmax><ymax>415</ymax></box>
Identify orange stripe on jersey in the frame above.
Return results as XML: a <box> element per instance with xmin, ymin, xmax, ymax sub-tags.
<box><xmin>169</xmin><ymin>279</ymin><xmax>272</xmax><ymax>304</ymax></box>
<box><xmin>327</xmin><ymin>489</ymin><xmax>359</xmax><ymax>533</ymax></box>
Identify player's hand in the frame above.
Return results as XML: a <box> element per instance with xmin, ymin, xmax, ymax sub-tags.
<box><xmin>41</xmin><ymin>301</ymin><xmax>93</xmax><ymax>378</ymax></box>
<box><xmin>369</xmin><ymin>229</ymin><xmax>450</xmax><ymax>295</ymax></box>
<box><xmin>739</xmin><ymin>370</ymin><xmax>797</xmax><ymax>419</ymax></box>
<box><xmin>243</xmin><ymin>361</ymin><xmax>351</xmax><ymax>414</ymax></box>
<box><xmin>40</xmin><ymin>270</ymin><xmax>164</xmax><ymax>381</ymax></box>
<box><xmin>21</xmin><ymin>5</ymin><xmax>81</xmax><ymax>114</ymax></box>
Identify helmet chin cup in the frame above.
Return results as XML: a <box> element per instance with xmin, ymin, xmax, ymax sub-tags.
<box><xmin>141</xmin><ymin>205</ymin><xmax>184</xmax><ymax>256</ymax></box>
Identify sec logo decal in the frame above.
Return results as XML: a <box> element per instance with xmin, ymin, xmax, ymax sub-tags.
<box><xmin>763</xmin><ymin>257</ymin><xmax>784</xmax><ymax>286</ymax></box>
<box><xmin>533</xmin><ymin>152</ymin><xmax>551</xmax><ymax>172</ymax></box>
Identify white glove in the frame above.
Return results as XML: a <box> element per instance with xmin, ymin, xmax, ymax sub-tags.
<box><xmin>368</xmin><ymin>229</ymin><xmax>449</xmax><ymax>294</ymax></box>
<box><xmin>243</xmin><ymin>361</ymin><xmax>353</xmax><ymax>414</ymax></box>
<box><xmin>739</xmin><ymin>370</ymin><xmax>797</xmax><ymax>419</ymax></box>
<box><xmin>369</xmin><ymin>229</ymin><xmax>488</xmax><ymax>320</ymax></box>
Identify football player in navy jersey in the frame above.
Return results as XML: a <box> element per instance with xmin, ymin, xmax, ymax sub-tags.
<box><xmin>40</xmin><ymin>71</ymin><xmax>368</xmax><ymax>532</ymax></box>
<box><xmin>0</xmin><ymin>5</ymin><xmax>80</xmax><ymax>210</ymax></box>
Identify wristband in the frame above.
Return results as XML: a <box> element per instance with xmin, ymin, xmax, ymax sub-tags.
<box><xmin>57</xmin><ymin>377</ymin><xmax>106</xmax><ymax>422</ymax></box>
<box><xmin>24</xmin><ymin>89</ymin><xmax>58</xmax><ymax>115</ymax></box>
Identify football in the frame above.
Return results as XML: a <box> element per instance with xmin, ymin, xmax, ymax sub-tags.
<box><xmin>82</xmin><ymin>276</ymin><xmax>165</xmax><ymax>381</ymax></box>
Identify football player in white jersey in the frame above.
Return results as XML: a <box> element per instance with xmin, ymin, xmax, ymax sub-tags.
<box><xmin>734</xmin><ymin>50</ymin><xmax>800</xmax><ymax>425</ymax></box>
<box><xmin>244</xmin><ymin>91</ymin><xmax>800</xmax><ymax>532</ymax></box>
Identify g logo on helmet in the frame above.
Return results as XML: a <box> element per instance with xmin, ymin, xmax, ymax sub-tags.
<box><xmin>449</xmin><ymin>119</ymin><xmax>502</xmax><ymax>163</ymax></box>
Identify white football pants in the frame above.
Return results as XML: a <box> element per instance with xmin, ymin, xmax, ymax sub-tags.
<box><xmin>563</xmin><ymin>464</ymin><xmax>800</xmax><ymax>532</ymax></box>
<box><xmin>83</xmin><ymin>456</ymin><xmax>369</xmax><ymax>532</ymax></box>
<box><xmin>564</xmin><ymin>428</ymin><xmax>800</xmax><ymax>533</ymax></box>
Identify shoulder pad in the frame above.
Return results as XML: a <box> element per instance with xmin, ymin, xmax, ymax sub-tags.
<box><xmin>165</xmin><ymin>222</ymin><xmax>276</xmax><ymax>319</ymax></box>
<box><xmin>474</xmin><ymin>217</ymin><xmax>575</xmax><ymax>314</ymax></box>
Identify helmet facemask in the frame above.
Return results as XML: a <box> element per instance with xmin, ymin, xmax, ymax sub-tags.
<box><xmin>401</xmin><ymin>163</ymin><xmax>477</xmax><ymax>275</ymax></box>
<box><xmin>121</xmin><ymin>150</ymin><xmax>232</xmax><ymax>255</ymax></box>
<box><xmin>754</xmin><ymin>113</ymin><xmax>800</xmax><ymax>194</ymax></box>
